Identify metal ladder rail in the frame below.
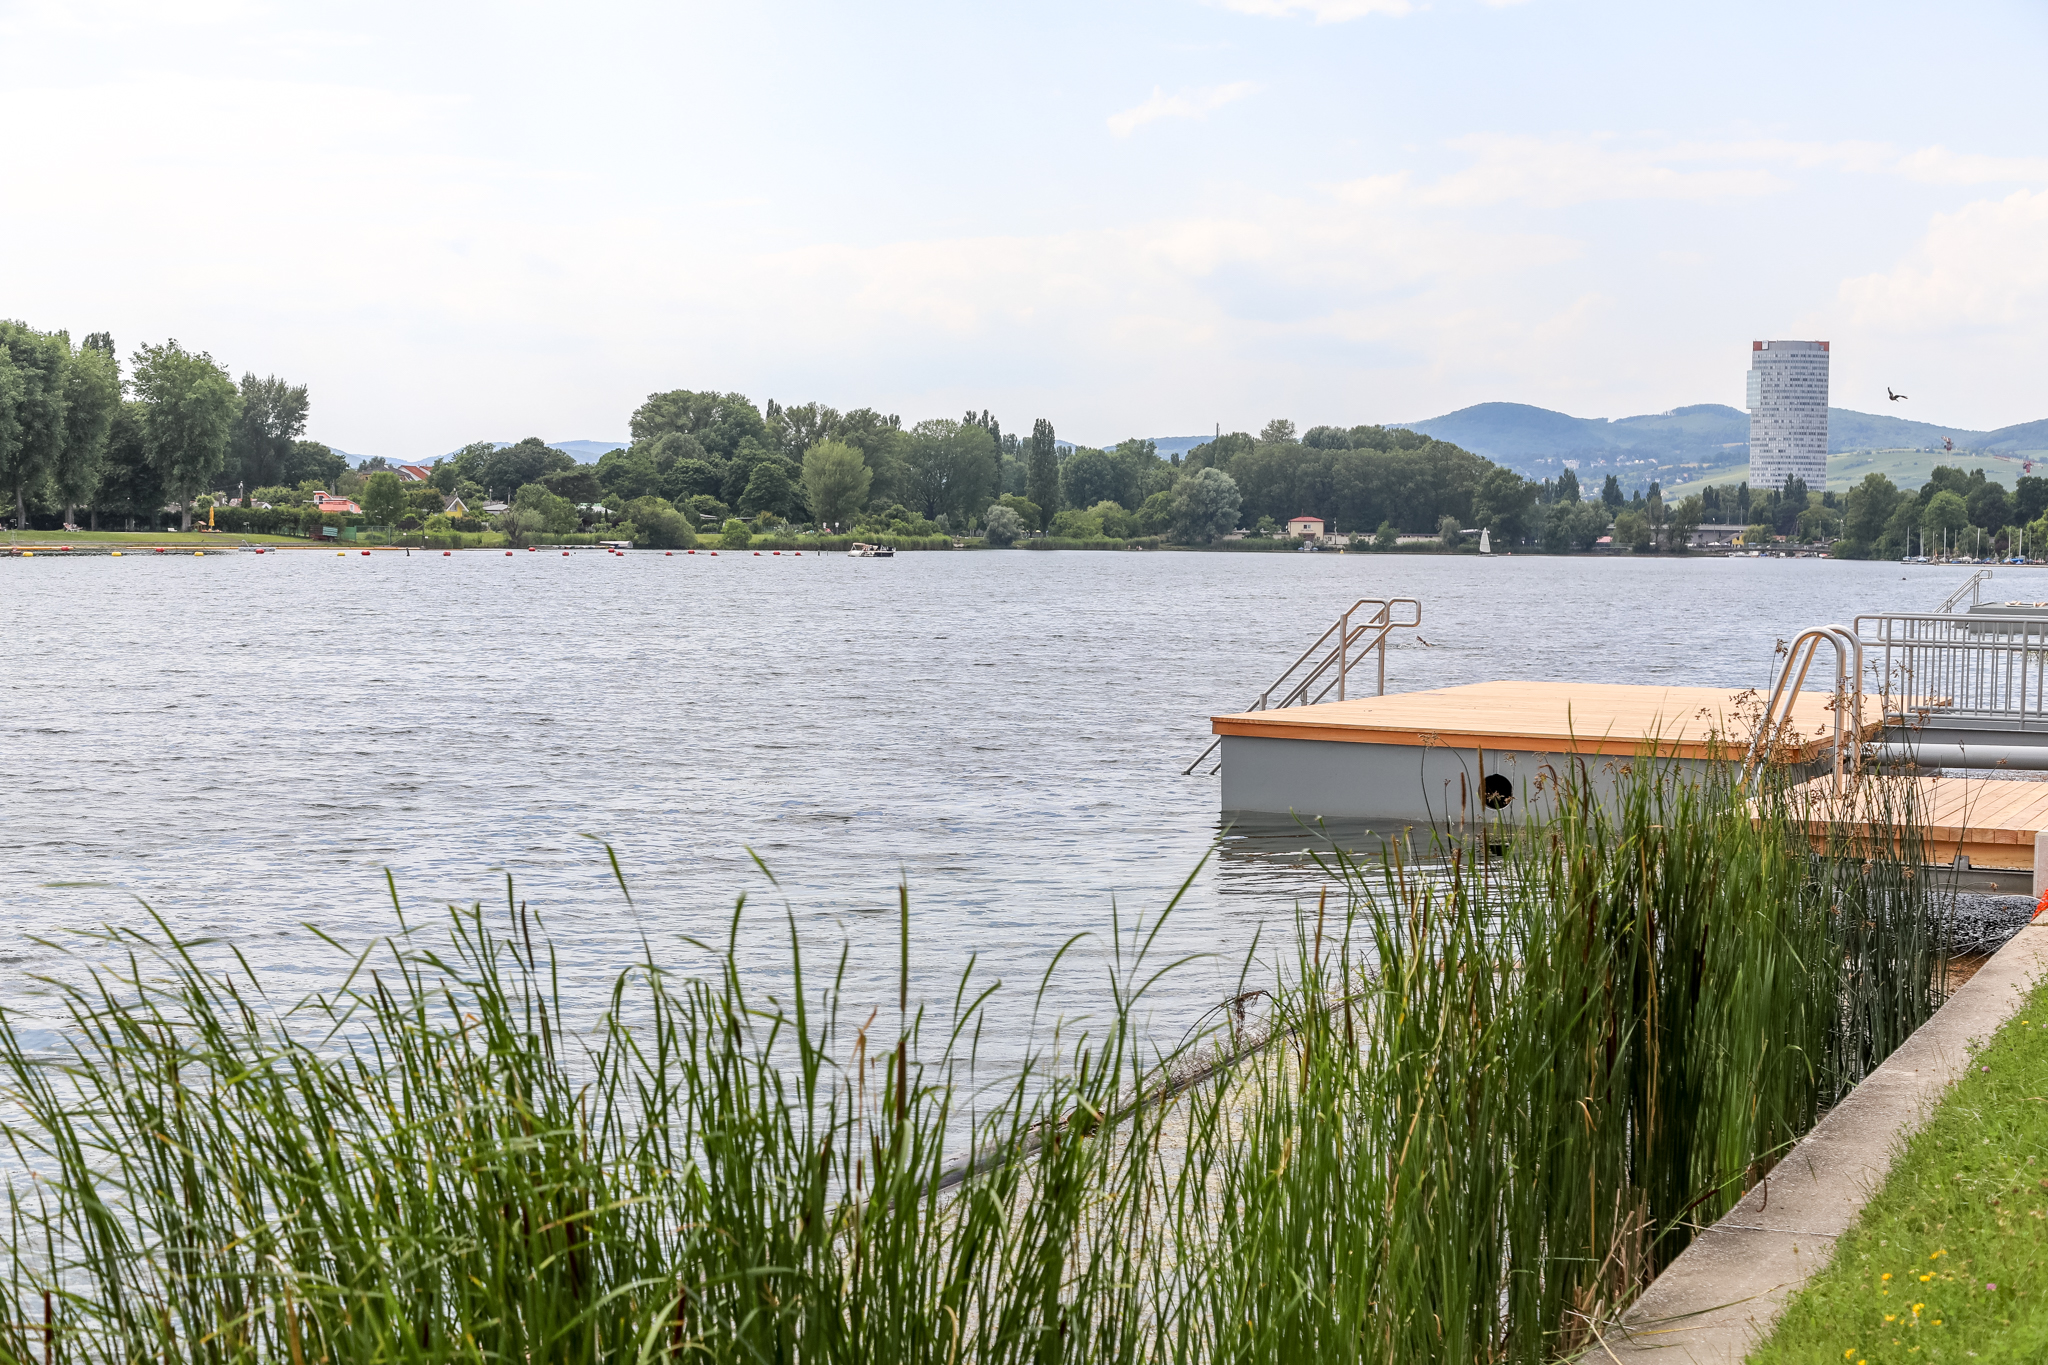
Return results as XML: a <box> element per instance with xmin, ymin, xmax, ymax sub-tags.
<box><xmin>1263</xmin><ymin>600</ymin><xmax>1421</xmax><ymax>712</ymax></box>
<box><xmin>1183</xmin><ymin>598</ymin><xmax>1422</xmax><ymax>776</ymax></box>
<box><xmin>1744</xmin><ymin>624</ymin><xmax>1862</xmax><ymax>794</ymax></box>
<box><xmin>1936</xmin><ymin>568</ymin><xmax>1992</xmax><ymax>614</ymax></box>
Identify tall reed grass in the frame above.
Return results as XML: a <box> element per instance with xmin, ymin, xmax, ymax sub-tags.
<box><xmin>0</xmin><ymin>758</ymin><xmax>1945</xmax><ymax>1362</ymax></box>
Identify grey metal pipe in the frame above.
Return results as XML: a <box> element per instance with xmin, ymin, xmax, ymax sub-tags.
<box><xmin>1873</xmin><ymin>742</ymin><xmax>2048</xmax><ymax>771</ymax></box>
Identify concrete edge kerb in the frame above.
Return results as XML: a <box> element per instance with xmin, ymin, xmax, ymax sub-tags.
<box><xmin>1597</xmin><ymin>919</ymin><xmax>2048</xmax><ymax>1363</ymax></box>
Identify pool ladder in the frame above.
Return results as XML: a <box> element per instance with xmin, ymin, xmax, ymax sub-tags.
<box><xmin>1743</xmin><ymin>624</ymin><xmax>1864</xmax><ymax>795</ymax></box>
<box><xmin>1184</xmin><ymin>598</ymin><xmax>1422</xmax><ymax>776</ymax></box>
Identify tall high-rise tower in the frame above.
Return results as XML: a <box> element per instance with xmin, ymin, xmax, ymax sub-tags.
<box><xmin>1747</xmin><ymin>340</ymin><xmax>1829</xmax><ymax>492</ymax></box>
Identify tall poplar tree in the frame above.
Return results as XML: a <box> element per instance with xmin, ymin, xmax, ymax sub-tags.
<box><xmin>0</xmin><ymin>321</ymin><xmax>70</xmax><ymax>530</ymax></box>
<box><xmin>57</xmin><ymin>335</ymin><xmax>122</xmax><ymax>525</ymax></box>
<box><xmin>132</xmin><ymin>340</ymin><xmax>240</xmax><ymax>531</ymax></box>
<box><xmin>1026</xmin><ymin>417</ymin><xmax>1060</xmax><ymax>530</ymax></box>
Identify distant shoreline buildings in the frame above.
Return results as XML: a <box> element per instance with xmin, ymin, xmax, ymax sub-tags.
<box><xmin>1747</xmin><ymin>340</ymin><xmax>1829</xmax><ymax>491</ymax></box>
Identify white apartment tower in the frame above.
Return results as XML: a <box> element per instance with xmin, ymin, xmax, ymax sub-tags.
<box><xmin>1747</xmin><ymin>340</ymin><xmax>1829</xmax><ymax>491</ymax></box>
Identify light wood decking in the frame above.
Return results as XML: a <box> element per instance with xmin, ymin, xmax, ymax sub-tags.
<box><xmin>1784</xmin><ymin>775</ymin><xmax>2048</xmax><ymax>872</ymax></box>
<box><xmin>1211</xmin><ymin>681</ymin><xmax>1875</xmax><ymax>763</ymax></box>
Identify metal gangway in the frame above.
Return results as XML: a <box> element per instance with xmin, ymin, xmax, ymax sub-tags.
<box><xmin>1856</xmin><ymin>610</ymin><xmax>2048</xmax><ymax>732</ymax></box>
<box><xmin>1184</xmin><ymin>598</ymin><xmax>1421</xmax><ymax>776</ymax></box>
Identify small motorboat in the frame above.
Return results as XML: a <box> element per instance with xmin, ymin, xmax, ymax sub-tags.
<box><xmin>847</xmin><ymin>542</ymin><xmax>896</xmax><ymax>558</ymax></box>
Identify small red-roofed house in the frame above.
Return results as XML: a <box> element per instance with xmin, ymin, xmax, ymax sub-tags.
<box><xmin>1287</xmin><ymin>515</ymin><xmax>1325</xmax><ymax>539</ymax></box>
<box><xmin>316</xmin><ymin>495</ymin><xmax>362</xmax><ymax>515</ymax></box>
<box><xmin>396</xmin><ymin>464</ymin><xmax>433</xmax><ymax>483</ymax></box>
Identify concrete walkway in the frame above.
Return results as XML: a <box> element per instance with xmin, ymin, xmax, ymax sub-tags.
<box><xmin>1599</xmin><ymin>916</ymin><xmax>2048</xmax><ymax>1362</ymax></box>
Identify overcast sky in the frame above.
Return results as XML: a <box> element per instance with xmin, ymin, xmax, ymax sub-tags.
<box><xmin>4</xmin><ymin>0</ymin><xmax>2043</xmax><ymax>456</ymax></box>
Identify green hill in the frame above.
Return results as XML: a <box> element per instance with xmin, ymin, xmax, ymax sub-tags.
<box><xmin>1396</xmin><ymin>402</ymin><xmax>2048</xmax><ymax>495</ymax></box>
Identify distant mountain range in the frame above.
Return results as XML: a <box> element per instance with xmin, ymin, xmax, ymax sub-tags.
<box><xmin>1392</xmin><ymin>402</ymin><xmax>2048</xmax><ymax>474</ymax></box>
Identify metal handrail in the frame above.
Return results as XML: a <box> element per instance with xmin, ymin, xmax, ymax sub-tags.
<box><xmin>1744</xmin><ymin>624</ymin><xmax>1862</xmax><ymax>793</ymax></box>
<box><xmin>1936</xmin><ymin>569</ymin><xmax>1993</xmax><ymax>614</ymax></box>
<box><xmin>1855</xmin><ymin>610</ymin><xmax>2048</xmax><ymax>728</ymax></box>
<box><xmin>1184</xmin><ymin>597</ymin><xmax>1422</xmax><ymax>776</ymax></box>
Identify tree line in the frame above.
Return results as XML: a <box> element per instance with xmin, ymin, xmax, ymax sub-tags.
<box><xmin>1</xmin><ymin>318</ymin><xmax>339</xmax><ymax>532</ymax></box>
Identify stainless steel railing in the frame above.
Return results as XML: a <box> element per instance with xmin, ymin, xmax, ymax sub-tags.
<box><xmin>1855</xmin><ymin>611</ymin><xmax>2048</xmax><ymax>729</ymax></box>
<box><xmin>1184</xmin><ymin>597</ymin><xmax>1422</xmax><ymax>776</ymax></box>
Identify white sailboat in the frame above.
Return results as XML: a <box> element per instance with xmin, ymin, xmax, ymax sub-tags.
<box><xmin>1479</xmin><ymin>527</ymin><xmax>1492</xmax><ymax>555</ymax></box>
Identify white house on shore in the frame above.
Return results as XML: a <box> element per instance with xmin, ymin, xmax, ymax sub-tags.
<box><xmin>1287</xmin><ymin>515</ymin><xmax>1325</xmax><ymax>539</ymax></box>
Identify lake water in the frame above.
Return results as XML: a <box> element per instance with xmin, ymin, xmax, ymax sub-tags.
<box><xmin>0</xmin><ymin>547</ymin><xmax>1968</xmax><ymax>1064</ymax></box>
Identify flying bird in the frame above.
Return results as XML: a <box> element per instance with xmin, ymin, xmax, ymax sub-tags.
<box><xmin>1888</xmin><ymin>387</ymin><xmax>1908</xmax><ymax>402</ymax></box>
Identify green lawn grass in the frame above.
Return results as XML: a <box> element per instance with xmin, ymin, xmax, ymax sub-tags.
<box><xmin>1750</xmin><ymin>974</ymin><xmax>2048</xmax><ymax>1364</ymax></box>
<box><xmin>5</xmin><ymin>528</ymin><xmax>310</xmax><ymax>545</ymax></box>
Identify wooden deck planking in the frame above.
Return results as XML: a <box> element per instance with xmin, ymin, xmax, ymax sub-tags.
<box><xmin>1784</xmin><ymin>775</ymin><xmax>2048</xmax><ymax>870</ymax></box>
<box><xmin>1212</xmin><ymin>681</ymin><xmax>1875</xmax><ymax>762</ymax></box>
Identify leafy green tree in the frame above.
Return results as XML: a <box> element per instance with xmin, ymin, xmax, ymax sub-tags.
<box><xmin>481</xmin><ymin>439</ymin><xmax>575</xmax><ymax>501</ymax></box>
<box><xmin>1026</xmin><ymin>418</ymin><xmax>1060</xmax><ymax>523</ymax></box>
<box><xmin>769</xmin><ymin>401</ymin><xmax>843</xmax><ymax>460</ymax></box>
<box><xmin>2016</xmin><ymin>476</ymin><xmax>2048</xmax><ymax>526</ymax></box>
<box><xmin>56</xmin><ymin>337</ymin><xmax>121</xmax><ymax>523</ymax></box>
<box><xmin>226</xmin><ymin>374</ymin><xmax>310</xmax><ymax>491</ymax></box>
<box><xmin>1797</xmin><ymin>503</ymin><xmax>1842</xmax><ymax>544</ymax></box>
<box><xmin>661</xmin><ymin>459</ymin><xmax>722</xmax><ymax>504</ymax></box>
<box><xmin>0</xmin><ymin>321</ymin><xmax>69</xmax><ymax>530</ymax></box>
<box><xmin>1834</xmin><ymin>472</ymin><xmax>1902</xmax><ymax>558</ymax></box>
<box><xmin>1668</xmin><ymin>494</ymin><xmax>1703</xmax><ymax>552</ymax></box>
<box><xmin>1601</xmin><ymin>474</ymin><xmax>1624</xmax><ymax>512</ymax></box>
<box><xmin>739</xmin><ymin>458</ymin><xmax>798</xmax><ymax>520</ymax></box>
<box><xmin>1049</xmin><ymin>507</ymin><xmax>1103</xmax><ymax>539</ymax></box>
<box><xmin>1921</xmin><ymin>489</ymin><xmax>1971</xmax><ymax>555</ymax></box>
<box><xmin>1060</xmin><ymin>447</ymin><xmax>1116</xmax><ymax>509</ymax></box>
<box><xmin>1966</xmin><ymin>482</ymin><xmax>2012</xmax><ymax>532</ymax></box>
<box><xmin>283</xmin><ymin>440</ymin><xmax>346</xmax><ymax>487</ymax></box>
<box><xmin>94</xmin><ymin>402</ymin><xmax>165</xmax><ymax>530</ymax></box>
<box><xmin>1553</xmin><ymin>468</ymin><xmax>1581</xmax><ymax>503</ymax></box>
<box><xmin>1612</xmin><ymin>509</ymin><xmax>1650</xmax><ymax>552</ymax></box>
<box><xmin>629</xmin><ymin>390</ymin><xmax>767</xmax><ymax>460</ymax></box>
<box><xmin>540</xmin><ymin>466</ymin><xmax>604</xmax><ymax>506</ymax></box>
<box><xmin>362</xmin><ymin>470</ymin><xmax>407</xmax><ymax>527</ymax></box>
<box><xmin>1543</xmin><ymin>499</ymin><xmax>1608</xmax><ymax>553</ymax></box>
<box><xmin>514</xmin><ymin>482</ymin><xmax>579</xmax><ymax>534</ymax></box>
<box><xmin>718</xmin><ymin>518</ymin><xmax>752</xmax><ymax>549</ymax></box>
<box><xmin>621</xmin><ymin>496</ymin><xmax>696</xmax><ymax>549</ymax></box>
<box><xmin>1373</xmin><ymin>520</ymin><xmax>1398</xmax><ymax>551</ymax></box>
<box><xmin>1472</xmin><ymin>466</ymin><xmax>1535</xmax><ymax>544</ymax></box>
<box><xmin>800</xmin><ymin>440</ymin><xmax>872</xmax><ymax>530</ymax></box>
<box><xmin>1437</xmin><ymin>514</ymin><xmax>1464</xmax><ymax>549</ymax></box>
<box><xmin>1135</xmin><ymin>489</ymin><xmax>1173</xmax><ymax>536</ymax></box>
<box><xmin>430</xmin><ymin>460</ymin><xmax>458</xmax><ymax>494</ymax></box>
<box><xmin>131</xmin><ymin>339</ymin><xmax>239</xmax><ymax>530</ymax></box>
<box><xmin>1169</xmin><ymin>467</ymin><xmax>1241</xmax><ymax>543</ymax></box>
<box><xmin>1259</xmin><ymin>419</ymin><xmax>1297</xmax><ymax>444</ymax></box>
<box><xmin>1743</xmin><ymin>523</ymin><xmax>1776</xmax><ymax>548</ymax></box>
<box><xmin>997</xmin><ymin>494</ymin><xmax>1041</xmax><ymax>534</ymax></box>
<box><xmin>982</xmin><ymin>503</ymin><xmax>1022</xmax><ymax>546</ymax></box>
<box><xmin>901</xmin><ymin>419</ymin><xmax>996</xmax><ymax>522</ymax></box>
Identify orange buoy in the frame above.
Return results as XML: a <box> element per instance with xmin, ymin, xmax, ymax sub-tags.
<box><xmin>753</xmin><ymin>551</ymin><xmax>761</xmax><ymax>556</ymax></box>
<box><xmin>505</xmin><ymin>550</ymin><xmax>513</xmax><ymax>556</ymax></box>
<box><xmin>772</xmin><ymin>551</ymin><xmax>780</xmax><ymax>556</ymax></box>
<box><xmin>794</xmin><ymin>551</ymin><xmax>802</xmax><ymax>556</ymax></box>
<box><xmin>562</xmin><ymin>550</ymin><xmax>569</xmax><ymax>556</ymax></box>
<box><xmin>528</xmin><ymin>546</ymin><xmax>537</xmax><ymax>552</ymax></box>
<box><xmin>443</xmin><ymin>550</ymin><xmax>451</xmax><ymax>556</ymax></box>
<box><xmin>710</xmin><ymin>551</ymin><xmax>718</xmax><ymax>556</ymax></box>
<box><xmin>687</xmin><ymin>550</ymin><xmax>695</xmax><ymax>555</ymax></box>
<box><xmin>361</xmin><ymin>550</ymin><xmax>371</xmax><ymax>555</ymax></box>
<box><xmin>665</xmin><ymin>551</ymin><xmax>673</xmax><ymax>556</ymax></box>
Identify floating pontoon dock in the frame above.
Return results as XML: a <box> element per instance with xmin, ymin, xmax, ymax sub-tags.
<box><xmin>1783</xmin><ymin>773</ymin><xmax>2048</xmax><ymax>884</ymax></box>
<box><xmin>1212</xmin><ymin>681</ymin><xmax>1873</xmax><ymax>824</ymax></box>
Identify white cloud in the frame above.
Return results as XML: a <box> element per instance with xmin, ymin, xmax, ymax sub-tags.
<box><xmin>1414</xmin><ymin>134</ymin><xmax>1786</xmax><ymax>207</ymax></box>
<box><xmin>1106</xmin><ymin>81</ymin><xmax>1258</xmax><ymax>136</ymax></box>
<box><xmin>1214</xmin><ymin>0</ymin><xmax>1416</xmax><ymax>21</ymax></box>
<box><xmin>1841</xmin><ymin>188</ymin><xmax>2048</xmax><ymax>330</ymax></box>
